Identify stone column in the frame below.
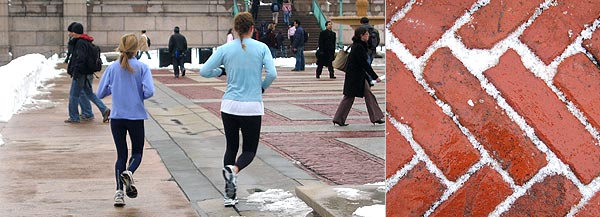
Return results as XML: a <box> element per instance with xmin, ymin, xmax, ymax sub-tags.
<box><xmin>0</xmin><ymin>0</ymin><xmax>10</xmax><ymax>65</ymax></box>
<box><xmin>62</xmin><ymin>0</ymin><xmax>87</xmax><ymax>42</ymax></box>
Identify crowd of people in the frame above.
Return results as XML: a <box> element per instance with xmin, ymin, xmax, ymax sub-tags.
<box><xmin>61</xmin><ymin>0</ymin><xmax>382</xmax><ymax>209</ymax></box>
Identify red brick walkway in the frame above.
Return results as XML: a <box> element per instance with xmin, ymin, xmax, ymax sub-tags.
<box><xmin>386</xmin><ymin>0</ymin><xmax>600</xmax><ymax>216</ymax></box>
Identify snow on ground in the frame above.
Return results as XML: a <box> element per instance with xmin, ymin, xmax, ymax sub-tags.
<box><xmin>354</xmin><ymin>204</ymin><xmax>385</xmax><ymax>217</ymax></box>
<box><xmin>246</xmin><ymin>189</ymin><xmax>313</xmax><ymax>217</ymax></box>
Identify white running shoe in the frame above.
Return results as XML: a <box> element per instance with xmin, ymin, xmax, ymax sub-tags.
<box><xmin>120</xmin><ymin>170</ymin><xmax>138</xmax><ymax>198</ymax></box>
<box><xmin>224</xmin><ymin>197</ymin><xmax>239</xmax><ymax>207</ymax></box>
<box><xmin>222</xmin><ymin>165</ymin><xmax>238</xmax><ymax>206</ymax></box>
<box><xmin>114</xmin><ymin>190</ymin><xmax>125</xmax><ymax>207</ymax></box>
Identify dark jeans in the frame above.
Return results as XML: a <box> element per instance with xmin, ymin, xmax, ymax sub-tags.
<box><xmin>111</xmin><ymin>119</ymin><xmax>145</xmax><ymax>190</ymax></box>
<box><xmin>68</xmin><ymin>75</ymin><xmax>108</xmax><ymax>121</ymax></box>
<box><xmin>221</xmin><ymin>112</ymin><xmax>261</xmax><ymax>171</ymax></box>
<box><xmin>316</xmin><ymin>64</ymin><xmax>334</xmax><ymax>78</ymax></box>
<box><xmin>136</xmin><ymin>50</ymin><xmax>151</xmax><ymax>59</ymax></box>
<box><xmin>172</xmin><ymin>57</ymin><xmax>185</xmax><ymax>77</ymax></box>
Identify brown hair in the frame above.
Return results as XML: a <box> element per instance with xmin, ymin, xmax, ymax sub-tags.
<box><xmin>234</xmin><ymin>12</ymin><xmax>254</xmax><ymax>50</ymax></box>
<box><xmin>117</xmin><ymin>33</ymin><xmax>138</xmax><ymax>73</ymax></box>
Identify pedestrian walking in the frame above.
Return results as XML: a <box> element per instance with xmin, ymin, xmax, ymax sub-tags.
<box><xmin>282</xmin><ymin>0</ymin><xmax>292</xmax><ymax>26</ymax></box>
<box><xmin>64</xmin><ymin>22</ymin><xmax>110</xmax><ymax>123</ymax></box>
<box><xmin>267</xmin><ymin>23</ymin><xmax>278</xmax><ymax>59</ymax></box>
<box><xmin>251</xmin><ymin>0</ymin><xmax>260</xmax><ymax>21</ymax></box>
<box><xmin>360</xmin><ymin>17</ymin><xmax>380</xmax><ymax>65</ymax></box>
<box><xmin>65</xmin><ymin>22</ymin><xmax>95</xmax><ymax>121</ymax></box>
<box><xmin>271</xmin><ymin>1</ymin><xmax>281</xmax><ymax>24</ymax></box>
<box><xmin>275</xmin><ymin>29</ymin><xmax>286</xmax><ymax>57</ymax></box>
<box><xmin>168</xmin><ymin>26</ymin><xmax>188</xmax><ymax>78</ymax></box>
<box><xmin>316</xmin><ymin>21</ymin><xmax>336</xmax><ymax>79</ymax></box>
<box><xmin>199</xmin><ymin>12</ymin><xmax>277</xmax><ymax>207</ymax></box>
<box><xmin>287</xmin><ymin>23</ymin><xmax>296</xmax><ymax>44</ymax></box>
<box><xmin>97</xmin><ymin>33</ymin><xmax>155</xmax><ymax>207</ymax></box>
<box><xmin>291</xmin><ymin>19</ymin><xmax>305</xmax><ymax>71</ymax></box>
<box><xmin>332</xmin><ymin>27</ymin><xmax>384</xmax><ymax>126</ymax></box>
<box><xmin>136</xmin><ymin>30</ymin><xmax>151</xmax><ymax>60</ymax></box>
<box><xmin>227</xmin><ymin>28</ymin><xmax>235</xmax><ymax>42</ymax></box>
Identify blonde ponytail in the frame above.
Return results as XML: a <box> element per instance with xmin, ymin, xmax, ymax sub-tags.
<box><xmin>117</xmin><ymin>33</ymin><xmax>138</xmax><ymax>73</ymax></box>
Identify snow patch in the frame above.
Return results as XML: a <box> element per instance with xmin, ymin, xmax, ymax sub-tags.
<box><xmin>246</xmin><ymin>189</ymin><xmax>312</xmax><ymax>217</ymax></box>
<box><xmin>353</xmin><ymin>204</ymin><xmax>385</xmax><ymax>217</ymax></box>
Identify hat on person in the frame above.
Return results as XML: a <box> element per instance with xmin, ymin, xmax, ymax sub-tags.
<box><xmin>360</xmin><ymin>17</ymin><xmax>369</xmax><ymax>24</ymax></box>
<box><xmin>71</xmin><ymin>22</ymin><xmax>84</xmax><ymax>34</ymax></box>
<box><xmin>67</xmin><ymin>22</ymin><xmax>77</xmax><ymax>32</ymax></box>
<box><xmin>174</xmin><ymin>26</ymin><xmax>180</xmax><ymax>33</ymax></box>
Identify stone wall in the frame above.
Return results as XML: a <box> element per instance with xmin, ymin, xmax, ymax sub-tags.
<box><xmin>0</xmin><ymin>0</ymin><xmax>385</xmax><ymax>65</ymax></box>
<box><xmin>0</xmin><ymin>0</ymin><xmax>234</xmax><ymax>65</ymax></box>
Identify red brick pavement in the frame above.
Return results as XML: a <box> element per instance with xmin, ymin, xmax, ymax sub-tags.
<box><xmin>387</xmin><ymin>0</ymin><xmax>600</xmax><ymax>216</ymax></box>
<box><xmin>152</xmin><ymin>68</ymin><xmax>385</xmax><ymax>185</ymax></box>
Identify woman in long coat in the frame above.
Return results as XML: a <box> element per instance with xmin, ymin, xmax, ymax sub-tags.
<box><xmin>332</xmin><ymin>26</ymin><xmax>384</xmax><ymax>126</ymax></box>
<box><xmin>316</xmin><ymin>21</ymin><xmax>336</xmax><ymax>79</ymax></box>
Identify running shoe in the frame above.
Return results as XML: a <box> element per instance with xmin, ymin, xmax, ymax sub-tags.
<box><xmin>222</xmin><ymin>165</ymin><xmax>238</xmax><ymax>206</ymax></box>
<box><xmin>120</xmin><ymin>170</ymin><xmax>138</xmax><ymax>198</ymax></box>
<box><xmin>113</xmin><ymin>190</ymin><xmax>125</xmax><ymax>207</ymax></box>
<box><xmin>223</xmin><ymin>196</ymin><xmax>239</xmax><ymax>207</ymax></box>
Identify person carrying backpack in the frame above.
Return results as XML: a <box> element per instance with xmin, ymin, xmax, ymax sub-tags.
<box><xmin>136</xmin><ymin>30</ymin><xmax>151</xmax><ymax>60</ymax></box>
<box><xmin>64</xmin><ymin>22</ymin><xmax>110</xmax><ymax>123</ymax></box>
<box><xmin>271</xmin><ymin>1</ymin><xmax>281</xmax><ymax>24</ymax></box>
<box><xmin>360</xmin><ymin>17</ymin><xmax>380</xmax><ymax>65</ymax></box>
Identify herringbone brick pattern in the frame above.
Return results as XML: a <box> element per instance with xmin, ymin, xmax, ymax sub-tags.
<box><xmin>386</xmin><ymin>0</ymin><xmax>600</xmax><ymax>216</ymax></box>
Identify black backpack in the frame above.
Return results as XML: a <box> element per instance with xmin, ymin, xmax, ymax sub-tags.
<box><xmin>272</xmin><ymin>3</ymin><xmax>280</xmax><ymax>12</ymax></box>
<box><xmin>146</xmin><ymin>36</ymin><xmax>151</xmax><ymax>47</ymax></box>
<box><xmin>83</xmin><ymin>41</ymin><xmax>102</xmax><ymax>74</ymax></box>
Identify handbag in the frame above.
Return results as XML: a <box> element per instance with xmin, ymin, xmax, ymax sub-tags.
<box><xmin>332</xmin><ymin>45</ymin><xmax>351</xmax><ymax>72</ymax></box>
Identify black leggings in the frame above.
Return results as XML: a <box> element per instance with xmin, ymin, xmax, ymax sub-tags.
<box><xmin>221</xmin><ymin>112</ymin><xmax>262</xmax><ymax>171</ymax></box>
<box><xmin>111</xmin><ymin>119</ymin><xmax>145</xmax><ymax>190</ymax></box>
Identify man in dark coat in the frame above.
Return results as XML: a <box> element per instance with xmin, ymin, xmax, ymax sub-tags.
<box><xmin>316</xmin><ymin>21</ymin><xmax>336</xmax><ymax>79</ymax></box>
<box><xmin>168</xmin><ymin>26</ymin><xmax>188</xmax><ymax>78</ymax></box>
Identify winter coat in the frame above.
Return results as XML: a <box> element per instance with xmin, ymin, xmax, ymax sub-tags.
<box><xmin>168</xmin><ymin>33</ymin><xmax>188</xmax><ymax>58</ymax></box>
<box><xmin>343</xmin><ymin>39</ymin><xmax>378</xmax><ymax>98</ymax></box>
<box><xmin>316</xmin><ymin>29</ymin><xmax>336</xmax><ymax>66</ymax></box>
<box><xmin>138</xmin><ymin>34</ymin><xmax>149</xmax><ymax>51</ymax></box>
<box><xmin>291</xmin><ymin>26</ymin><xmax>305</xmax><ymax>48</ymax></box>
<box><xmin>67</xmin><ymin>34</ymin><xmax>95</xmax><ymax>79</ymax></box>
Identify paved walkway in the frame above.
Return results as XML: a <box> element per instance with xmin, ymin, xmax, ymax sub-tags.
<box><xmin>0</xmin><ymin>58</ymin><xmax>385</xmax><ymax>216</ymax></box>
<box><xmin>387</xmin><ymin>0</ymin><xmax>600</xmax><ymax>216</ymax></box>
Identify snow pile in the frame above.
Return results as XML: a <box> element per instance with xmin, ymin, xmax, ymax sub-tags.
<box><xmin>0</xmin><ymin>54</ymin><xmax>62</xmax><ymax>122</ymax></box>
<box><xmin>246</xmin><ymin>189</ymin><xmax>313</xmax><ymax>217</ymax></box>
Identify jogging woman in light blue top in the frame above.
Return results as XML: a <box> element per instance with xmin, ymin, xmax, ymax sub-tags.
<box><xmin>200</xmin><ymin>12</ymin><xmax>277</xmax><ymax>207</ymax></box>
<box><xmin>97</xmin><ymin>33</ymin><xmax>155</xmax><ymax>207</ymax></box>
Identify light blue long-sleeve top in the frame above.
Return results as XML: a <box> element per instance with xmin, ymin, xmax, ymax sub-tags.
<box><xmin>200</xmin><ymin>37</ymin><xmax>277</xmax><ymax>103</ymax></box>
<box><xmin>97</xmin><ymin>57</ymin><xmax>154</xmax><ymax>120</ymax></box>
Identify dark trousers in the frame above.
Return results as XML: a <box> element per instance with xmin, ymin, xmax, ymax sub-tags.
<box><xmin>111</xmin><ymin>119</ymin><xmax>145</xmax><ymax>190</ymax></box>
<box><xmin>172</xmin><ymin>57</ymin><xmax>185</xmax><ymax>77</ymax></box>
<box><xmin>221</xmin><ymin>112</ymin><xmax>262</xmax><ymax>171</ymax></box>
<box><xmin>316</xmin><ymin>64</ymin><xmax>335</xmax><ymax>78</ymax></box>
<box><xmin>333</xmin><ymin>81</ymin><xmax>384</xmax><ymax>123</ymax></box>
<box><xmin>136</xmin><ymin>50</ymin><xmax>151</xmax><ymax>59</ymax></box>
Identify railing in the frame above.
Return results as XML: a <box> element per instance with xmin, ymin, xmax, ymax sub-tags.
<box><xmin>311</xmin><ymin>0</ymin><xmax>327</xmax><ymax>30</ymax></box>
<box><xmin>232</xmin><ymin>0</ymin><xmax>240</xmax><ymax>16</ymax></box>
